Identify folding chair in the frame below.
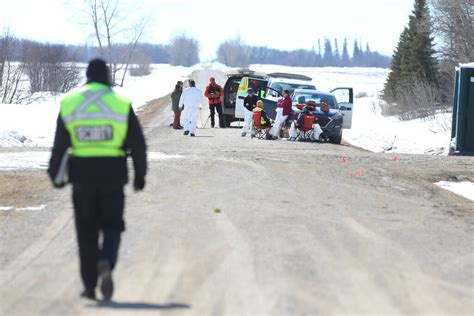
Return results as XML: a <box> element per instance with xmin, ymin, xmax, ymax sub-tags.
<box><xmin>296</xmin><ymin>114</ymin><xmax>316</xmax><ymax>141</ymax></box>
<box><xmin>251</xmin><ymin>111</ymin><xmax>271</xmax><ymax>139</ymax></box>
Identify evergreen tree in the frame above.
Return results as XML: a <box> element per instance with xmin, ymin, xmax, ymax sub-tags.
<box><xmin>384</xmin><ymin>0</ymin><xmax>438</xmax><ymax>100</ymax></box>
<box><xmin>333</xmin><ymin>39</ymin><xmax>341</xmax><ymax>66</ymax></box>
<box><xmin>407</xmin><ymin>0</ymin><xmax>438</xmax><ymax>83</ymax></box>
<box><xmin>341</xmin><ymin>38</ymin><xmax>351</xmax><ymax>66</ymax></box>
<box><xmin>352</xmin><ymin>39</ymin><xmax>362</xmax><ymax>66</ymax></box>
<box><xmin>323</xmin><ymin>38</ymin><xmax>333</xmax><ymax>66</ymax></box>
<box><xmin>364</xmin><ymin>42</ymin><xmax>370</xmax><ymax>66</ymax></box>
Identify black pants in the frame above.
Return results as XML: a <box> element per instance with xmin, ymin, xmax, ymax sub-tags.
<box><xmin>72</xmin><ymin>184</ymin><xmax>125</xmax><ymax>291</ymax></box>
<box><xmin>209</xmin><ymin>103</ymin><xmax>225</xmax><ymax>127</ymax></box>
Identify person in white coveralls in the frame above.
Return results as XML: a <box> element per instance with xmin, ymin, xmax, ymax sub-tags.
<box><xmin>179</xmin><ymin>79</ymin><xmax>203</xmax><ymax>137</ymax></box>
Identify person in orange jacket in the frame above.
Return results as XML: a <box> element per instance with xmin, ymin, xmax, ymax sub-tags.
<box><xmin>204</xmin><ymin>76</ymin><xmax>226</xmax><ymax>128</ymax></box>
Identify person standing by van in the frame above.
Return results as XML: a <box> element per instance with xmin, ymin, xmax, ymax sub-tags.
<box><xmin>268</xmin><ymin>89</ymin><xmax>292</xmax><ymax>140</ymax></box>
<box><xmin>204</xmin><ymin>76</ymin><xmax>226</xmax><ymax>128</ymax></box>
<box><xmin>241</xmin><ymin>88</ymin><xmax>258</xmax><ymax>137</ymax></box>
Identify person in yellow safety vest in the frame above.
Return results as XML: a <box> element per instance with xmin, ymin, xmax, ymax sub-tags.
<box><xmin>253</xmin><ymin>100</ymin><xmax>272</xmax><ymax>127</ymax></box>
<box><xmin>47</xmin><ymin>58</ymin><xmax>147</xmax><ymax>301</ymax></box>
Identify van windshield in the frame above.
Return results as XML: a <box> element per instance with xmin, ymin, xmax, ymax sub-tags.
<box><xmin>270</xmin><ymin>82</ymin><xmax>316</xmax><ymax>95</ymax></box>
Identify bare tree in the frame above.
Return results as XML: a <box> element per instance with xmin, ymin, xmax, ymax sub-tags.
<box><xmin>430</xmin><ymin>0</ymin><xmax>474</xmax><ymax>102</ymax></box>
<box><xmin>217</xmin><ymin>37</ymin><xmax>249</xmax><ymax>68</ymax></box>
<box><xmin>168</xmin><ymin>34</ymin><xmax>200</xmax><ymax>67</ymax></box>
<box><xmin>382</xmin><ymin>76</ymin><xmax>443</xmax><ymax>121</ymax></box>
<box><xmin>119</xmin><ymin>15</ymin><xmax>150</xmax><ymax>85</ymax></box>
<box><xmin>74</xmin><ymin>0</ymin><xmax>150</xmax><ymax>85</ymax></box>
<box><xmin>0</xmin><ymin>30</ymin><xmax>28</xmax><ymax>104</ymax></box>
<box><xmin>24</xmin><ymin>42</ymin><xmax>81</xmax><ymax>94</ymax></box>
<box><xmin>129</xmin><ymin>51</ymin><xmax>152</xmax><ymax>77</ymax></box>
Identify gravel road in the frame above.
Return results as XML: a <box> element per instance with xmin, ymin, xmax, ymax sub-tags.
<box><xmin>1</xmin><ymin>69</ymin><xmax>473</xmax><ymax>315</ymax></box>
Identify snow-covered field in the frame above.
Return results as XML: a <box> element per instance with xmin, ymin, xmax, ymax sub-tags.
<box><xmin>0</xmin><ymin>64</ymin><xmax>197</xmax><ymax>147</ymax></box>
<box><xmin>251</xmin><ymin>64</ymin><xmax>452</xmax><ymax>155</ymax></box>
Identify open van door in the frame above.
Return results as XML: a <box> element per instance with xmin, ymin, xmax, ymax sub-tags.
<box><xmin>330</xmin><ymin>87</ymin><xmax>353</xmax><ymax>129</ymax></box>
<box><xmin>235</xmin><ymin>77</ymin><xmax>268</xmax><ymax>119</ymax></box>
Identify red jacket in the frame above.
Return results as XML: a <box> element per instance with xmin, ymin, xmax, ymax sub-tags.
<box><xmin>204</xmin><ymin>83</ymin><xmax>224</xmax><ymax>105</ymax></box>
<box><xmin>278</xmin><ymin>96</ymin><xmax>293</xmax><ymax>116</ymax></box>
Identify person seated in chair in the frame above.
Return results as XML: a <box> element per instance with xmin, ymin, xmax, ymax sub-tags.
<box><xmin>289</xmin><ymin>101</ymin><xmax>322</xmax><ymax>141</ymax></box>
<box><xmin>253</xmin><ymin>100</ymin><xmax>272</xmax><ymax>128</ymax></box>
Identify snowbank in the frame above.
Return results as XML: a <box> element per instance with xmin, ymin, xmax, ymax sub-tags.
<box><xmin>435</xmin><ymin>181</ymin><xmax>474</xmax><ymax>201</ymax></box>
<box><xmin>250</xmin><ymin>64</ymin><xmax>452</xmax><ymax>155</ymax></box>
<box><xmin>115</xmin><ymin>64</ymin><xmax>199</xmax><ymax>111</ymax></box>
<box><xmin>0</xmin><ymin>64</ymin><xmax>195</xmax><ymax>148</ymax></box>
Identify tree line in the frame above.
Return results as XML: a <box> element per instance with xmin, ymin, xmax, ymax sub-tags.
<box><xmin>217</xmin><ymin>37</ymin><xmax>391</xmax><ymax>68</ymax></box>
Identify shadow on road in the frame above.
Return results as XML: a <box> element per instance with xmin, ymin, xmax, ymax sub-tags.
<box><xmin>88</xmin><ymin>301</ymin><xmax>191</xmax><ymax>310</ymax></box>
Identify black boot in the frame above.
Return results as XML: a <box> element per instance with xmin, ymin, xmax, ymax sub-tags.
<box><xmin>98</xmin><ymin>260</ymin><xmax>113</xmax><ymax>301</ymax></box>
<box><xmin>80</xmin><ymin>289</ymin><xmax>96</xmax><ymax>300</ymax></box>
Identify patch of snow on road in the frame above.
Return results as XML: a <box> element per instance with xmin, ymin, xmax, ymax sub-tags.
<box><xmin>435</xmin><ymin>181</ymin><xmax>474</xmax><ymax>201</ymax></box>
<box><xmin>15</xmin><ymin>205</ymin><xmax>48</xmax><ymax>211</ymax></box>
<box><xmin>0</xmin><ymin>152</ymin><xmax>50</xmax><ymax>170</ymax></box>
<box><xmin>148</xmin><ymin>152</ymin><xmax>184</xmax><ymax>161</ymax></box>
<box><xmin>0</xmin><ymin>151</ymin><xmax>183</xmax><ymax>170</ymax></box>
<box><xmin>0</xmin><ymin>205</ymin><xmax>47</xmax><ymax>211</ymax></box>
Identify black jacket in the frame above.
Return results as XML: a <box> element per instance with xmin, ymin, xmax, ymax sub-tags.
<box><xmin>171</xmin><ymin>87</ymin><xmax>182</xmax><ymax>112</ymax></box>
<box><xmin>48</xmin><ymin>107</ymin><xmax>147</xmax><ymax>186</ymax></box>
<box><xmin>243</xmin><ymin>95</ymin><xmax>258</xmax><ymax>112</ymax></box>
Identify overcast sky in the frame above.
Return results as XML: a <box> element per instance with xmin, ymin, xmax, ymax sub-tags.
<box><xmin>1</xmin><ymin>0</ymin><xmax>415</xmax><ymax>61</ymax></box>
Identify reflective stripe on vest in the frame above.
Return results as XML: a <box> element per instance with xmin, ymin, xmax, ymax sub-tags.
<box><xmin>63</xmin><ymin>89</ymin><xmax>128</xmax><ymax>124</ymax></box>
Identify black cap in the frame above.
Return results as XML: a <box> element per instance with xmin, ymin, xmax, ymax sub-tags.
<box><xmin>86</xmin><ymin>58</ymin><xmax>111</xmax><ymax>86</ymax></box>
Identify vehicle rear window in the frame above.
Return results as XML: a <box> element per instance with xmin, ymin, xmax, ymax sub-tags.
<box><xmin>294</xmin><ymin>93</ymin><xmax>338</xmax><ymax>109</ymax></box>
<box><xmin>270</xmin><ymin>83</ymin><xmax>316</xmax><ymax>95</ymax></box>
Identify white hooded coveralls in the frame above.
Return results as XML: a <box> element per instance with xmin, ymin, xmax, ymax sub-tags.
<box><xmin>179</xmin><ymin>86</ymin><xmax>203</xmax><ymax>135</ymax></box>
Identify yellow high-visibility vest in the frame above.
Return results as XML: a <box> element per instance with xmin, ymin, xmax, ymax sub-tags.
<box><xmin>60</xmin><ymin>82</ymin><xmax>131</xmax><ymax>157</ymax></box>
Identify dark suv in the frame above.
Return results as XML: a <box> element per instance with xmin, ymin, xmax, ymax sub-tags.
<box><xmin>290</xmin><ymin>89</ymin><xmax>353</xmax><ymax>144</ymax></box>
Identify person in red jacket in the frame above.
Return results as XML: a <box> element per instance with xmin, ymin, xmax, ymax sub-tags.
<box><xmin>267</xmin><ymin>89</ymin><xmax>292</xmax><ymax>139</ymax></box>
<box><xmin>204</xmin><ymin>76</ymin><xmax>226</xmax><ymax>128</ymax></box>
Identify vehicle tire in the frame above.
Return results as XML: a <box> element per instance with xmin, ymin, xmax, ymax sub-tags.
<box><xmin>224</xmin><ymin>115</ymin><xmax>233</xmax><ymax>127</ymax></box>
<box><xmin>331</xmin><ymin>134</ymin><xmax>342</xmax><ymax>144</ymax></box>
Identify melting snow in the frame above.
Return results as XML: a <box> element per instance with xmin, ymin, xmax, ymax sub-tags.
<box><xmin>148</xmin><ymin>152</ymin><xmax>184</xmax><ymax>161</ymax></box>
<box><xmin>0</xmin><ymin>205</ymin><xmax>47</xmax><ymax>211</ymax></box>
<box><xmin>0</xmin><ymin>152</ymin><xmax>50</xmax><ymax>170</ymax></box>
<box><xmin>435</xmin><ymin>181</ymin><xmax>474</xmax><ymax>201</ymax></box>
